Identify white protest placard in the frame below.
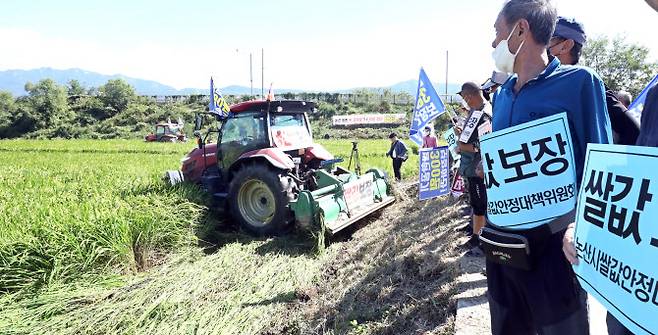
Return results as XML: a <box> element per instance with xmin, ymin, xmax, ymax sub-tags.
<box><xmin>479</xmin><ymin>113</ymin><xmax>577</xmax><ymax>229</ymax></box>
<box><xmin>573</xmin><ymin>144</ymin><xmax>658</xmax><ymax>335</ymax></box>
<box><xmin>459</xmin><ymin>110</ymin><xmax>484</xmax><ymax>143</ymax></box>
<box><xmin>443</xmin><ymin>127</ymin><xmax>459</xmax><ymax>161</ymax></box>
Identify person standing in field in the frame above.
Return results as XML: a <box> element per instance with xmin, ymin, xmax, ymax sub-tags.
<box><xmin>457</xmin><ymin>82</ymin><xmax>492</xmax><ymax>243</ymax></box>
<box><xmin>386</xmin><ymin>132</ymin><xmax>408</xmax><ymax>181</ymax></box>
<box><xmin>485</xmin><ymin>1</ymin><xmax>612</xmax><ymax>334</ymax></box>
<box><xmin>421</xmin><ymin>126</ymin><xmax>439</xmax><ymax>148</ymax></box>
<box><xmin>547</xmin><ymin>16</ymin><xmax>640</xmax><ymax>145</ymax></box>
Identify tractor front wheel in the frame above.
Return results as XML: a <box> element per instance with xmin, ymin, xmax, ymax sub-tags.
<box><xmin>228</xmin><ymin>164</ymin><xmax>293</xmax><ymax>235</ymax></box>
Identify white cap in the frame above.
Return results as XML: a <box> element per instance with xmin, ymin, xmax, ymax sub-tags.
<box><xmin>481</xmin><ymin>71</ymin><xmax>510</xmax><ymax>90</ymax></box>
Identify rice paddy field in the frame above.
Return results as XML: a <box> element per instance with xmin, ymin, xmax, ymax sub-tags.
<box><xmin>0</xmin><ymin>138</ymin><xmax>459</xmax><ymax>334</ymax></box>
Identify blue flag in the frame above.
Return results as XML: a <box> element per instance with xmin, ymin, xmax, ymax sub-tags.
<box><xmin>410</xmin><ymin>68</ymin><xmax>446</xmax><ymax>146</ymax></box>
<box><xmin>209</xmin><ymin>77</ymin><xmax>230</xmax><ymax>119</ymax></box>
<box><xmin>628</xmin><ymin>73</ymin><xmax>658</xmax><ymax>123</ymax></box>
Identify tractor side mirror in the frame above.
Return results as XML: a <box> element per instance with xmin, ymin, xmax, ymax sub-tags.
<box><xmin>194</xmin><ymin>114</ymin><xmax>203</xmax><ymax>131</ymax></box>
<box><xmin>194</xmin><ymin>130</ymin><xmax>203</xmax><ymax>149</ymax></box>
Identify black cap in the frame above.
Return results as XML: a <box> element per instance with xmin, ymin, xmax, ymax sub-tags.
<box><xmin>457</xmin><ymin>82</ymin><xmax>480</xmax><ymax>96</ymax></box>
<box><xmin>553</xmin><ymin>17</ymin><xmax>587</xmax><ymax>45</ymax></box>
<box><xmin>388</xmin><ymin>132</ymin><xmax>397</xmax><ymax>139</ymax></box>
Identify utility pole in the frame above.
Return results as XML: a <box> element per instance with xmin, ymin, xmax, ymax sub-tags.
<box><xmin>261</xmin><ymin>48</ymin><xmax>264</xmax><ymax>99</ymax></box>
<box><xmin>445</xmin><ymin>50</ymin><xmax>449</xmax><ymax>96</ymax></box>
<box><xmin>249</xmin><ymin>53</ymin><xmax>253</xmax><ymax>97</ymax></box>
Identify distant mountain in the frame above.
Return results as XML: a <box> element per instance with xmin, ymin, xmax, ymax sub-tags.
<box><xmin>0</xmin><ymin>68</ymin><xmax>190</xmax><ymax>96</ymax></box>
<box><xmin>0</xmin><ymin>67</ymin><xmax>463</xmax><ymax>98</ymax></box>
<box><xmin>372</xmin><ymin>80</ymin><xmax>463</xmax><ymax>97</ymax></box>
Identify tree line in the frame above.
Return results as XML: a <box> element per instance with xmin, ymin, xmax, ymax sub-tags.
<box><xmin>0</xmin><ymin>78</ymin><xmax>204</xmax><ymax>139</ymax></box>
<box><xmin>0</xmin><ymin>35</ymin><xmax>654</xmax><ymax>140</ymax></box>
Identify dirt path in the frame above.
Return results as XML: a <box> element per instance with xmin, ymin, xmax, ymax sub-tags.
<box><xmin>453</xmin><ymin>242</ymin><xmax>610</xmax><ymax>335</ymax></box>
<box><xmin>299</xmin><ymin>186</ymin><xmax>467</xmax><ymax>334</ymax></box>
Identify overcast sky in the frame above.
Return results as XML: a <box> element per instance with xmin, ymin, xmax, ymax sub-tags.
<box><xmin>1</xmin><ymin>0</ymin><xmax>657</xmax><ymax>91</ymax></box>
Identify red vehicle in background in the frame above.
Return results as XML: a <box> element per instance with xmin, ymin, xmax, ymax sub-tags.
<box><xmin>145</xmin><ymin>120</ymin><xmax>187</xmax><ymax>142</ymax></box>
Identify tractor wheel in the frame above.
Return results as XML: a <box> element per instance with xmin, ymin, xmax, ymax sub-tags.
<box><xmin>227</xmin><ymin>164</ymin><xmax>294</xmax><ymax>235</ymax></box>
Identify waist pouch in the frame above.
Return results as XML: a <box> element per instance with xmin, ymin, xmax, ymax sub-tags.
<box><xmin>480</xmin><ymin>227</ymin><xmax>533</xmax><ymax>270</ymax></box>
<box><xmin>480</xmin><ymin>209</ymin><xmax>576</xmax><ymax>271</ymax></box>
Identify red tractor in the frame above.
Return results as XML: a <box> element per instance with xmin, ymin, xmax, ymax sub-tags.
<box><xmin>166</xmin><ymin>100</ymin><xmax>394</xmax><ymax>235</ymax></box>
<box><xmin>145</xmin><ymin>121</ymin><xmax>187</xmax><ymax>142</ymax></box>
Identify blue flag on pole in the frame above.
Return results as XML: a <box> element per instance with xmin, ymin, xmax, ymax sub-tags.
<box><xmin>410</xmin><ymin>68</ymin><xmax>446</xmax><ymax>146</ymax></box>
<box><xmin>627</xmin><ymin>73</ymin><xmax>658</xmax><ymax>123</ymax></box>
<box><xmin>209</xmin><ymin>77</ymin><xmax>230</xmax><ymax>119</ymax></box>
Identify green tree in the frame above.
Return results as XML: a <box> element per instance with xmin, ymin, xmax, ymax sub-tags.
<box><xmin>581</xmin><ymin>35</ymin><xmax>658</xmax><ymax>97</ymax></box>
<box><xmin>22</xmin><ymin>79</ymin><xmax>72</xmax><ymax>132</ymax></box>
<box><xmin>0</xmin><ymin>91</ymin><xmax>15</xmax><ymax>127</ymax></box>
<box><xmin>98</xmin><ymin>79</ymin><xmax>136</xmax><ymax>115</ymax></box>
<box><xmin>67</xmin><ymin>79</ymin><xmax>86</xmax><ymax>96</ymax></box>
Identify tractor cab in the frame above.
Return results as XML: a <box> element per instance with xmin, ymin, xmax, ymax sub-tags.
<box><xmin>214</xmin><ymin>101</ymin><xmax>320</xmax><ymax>177</ymax></box>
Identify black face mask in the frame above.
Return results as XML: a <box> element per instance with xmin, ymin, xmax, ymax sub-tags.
<box><xmin>546</xmin><ymin>48</ymin><xmax>555</xmax><ymax>62</ymax></box>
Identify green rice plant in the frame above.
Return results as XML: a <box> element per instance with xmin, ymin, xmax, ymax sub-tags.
<box><xmin>0</xmin><ymin>144</ymin><xmax>206</xmax><ymax>294</ymax></box>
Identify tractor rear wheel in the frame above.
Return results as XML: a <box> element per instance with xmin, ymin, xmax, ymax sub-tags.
<box><xmin>228</xmin><ymin>164</ymin><xmax>293</xmax><ymax>235</ymax></box>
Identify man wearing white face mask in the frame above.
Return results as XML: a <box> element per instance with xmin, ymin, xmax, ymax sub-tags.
<box><xmin>485</xmin><ymin>1</ymin><xmax>613</xmax><ymax>334</ymax></box>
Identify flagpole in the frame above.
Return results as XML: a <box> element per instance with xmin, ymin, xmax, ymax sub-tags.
<box><xmin>261</xmin><ymin>48</ymin><xmax>264</xmax><ymax>99</ymax></box>
<box><xmin>445</xmin><ymin>50</ymin><xmax>449</xmax><ymax>96</ymax></box>
<box><xmin>250</xmin><ymin>53</ymin><xmax>253</xmax><ymax>97</ymax></box>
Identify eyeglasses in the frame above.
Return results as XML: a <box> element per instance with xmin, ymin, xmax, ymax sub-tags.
<box><xmin>548</xmin><ymin>37</ymin><xmax>566</xmax><ymax>50</ymax></box>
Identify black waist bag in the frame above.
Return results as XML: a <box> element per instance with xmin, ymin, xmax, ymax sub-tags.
<box><xmin>479</xmin><ymin>227</ymin><xmax>532</xmax><ymax>271</ymax></box>
<box><xmin>479</xmin><ymin>209</ymin><xmax>576</xmax><ymax>271</ymax></box>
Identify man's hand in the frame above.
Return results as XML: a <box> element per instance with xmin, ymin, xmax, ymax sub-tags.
<box><xmin>475</xmin><ymin>160</ymin><xmax>484</xmax><ymax>178</ymax></box>
<box><xmin>473</xmin><ymin>221</ymin><xmax>486</xmax><ymax>236</ymax></box>
<box><xmin>562</xmin><ymin>223</ymin><xmax>579</xmax><ymax>265</ymax></box>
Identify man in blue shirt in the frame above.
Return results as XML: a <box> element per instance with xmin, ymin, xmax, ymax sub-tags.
<box><xmin>385</xmin><ymin>133</ymin><xmax>408</xmax><ymax>181</ymax></box>
<box><xmin>486</xmin><ymin>1</ymin><xmax>612</xmax><ymax>334</ymax></box>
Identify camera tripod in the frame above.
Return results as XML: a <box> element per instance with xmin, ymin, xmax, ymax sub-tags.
<box><xmin>347</xmin><ymin>141</ymin><xmax>362</xmax><ymax>175</ymax></box>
